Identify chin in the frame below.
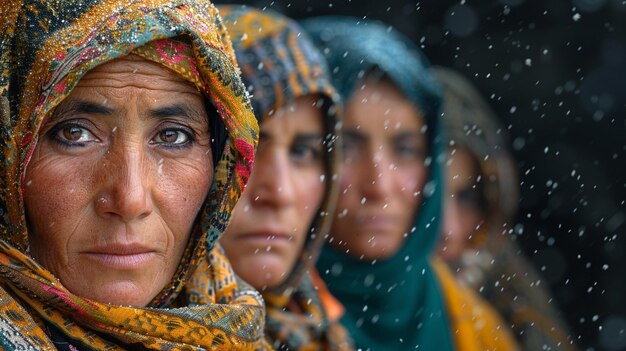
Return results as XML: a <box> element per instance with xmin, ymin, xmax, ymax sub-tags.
<box><xmin>233</xmin><ymin>253</ymin><xmax>289</xmax><ymax>291</ymax></box>
<box><xmin>353</xmin><ymin>240</ymin><xmax>404</xmax><ymax>261</ymax></box>
<box><xmin>246</xmin><ymin>275</ymin><xmax>284</xmax><ymax>291</ymax></box>
<box><xmin>438</xmin><ymin>246</ymin><xmax>462</xmax><ymax>262</ymax></box>
<box><xmin>79</xmin><ymin>280</ymin><xmax>158</xmax><ymax>307</ymax></box>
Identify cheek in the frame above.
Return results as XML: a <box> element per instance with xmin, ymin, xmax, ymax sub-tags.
<box><xmin>156</xmin><ymin>158</ymin><xmax>212</xmax><ymax>235</ymax></box>
<box><xmin>461</xmin><ymin>210</ymin><xmax>483</xmax><ymax>233</ymax></box>
<box><xmin>398</xmin><ymin>164</ymin><xmax>428</xmax><ymax>203</ymax></box>
<box><xmin>339</xmin><ymin>172</ymin><xmax>352</xmax><ymax>194</ymax></box>
<box><xmin>295</xmin><ymin>172</ymin><xmax>325</xmax><ymax>218</ymax></box>
<box><xmin>337</xmin><ymin>167</ymin><xmax>357</xmax><ymax>203</ymax></box>
<box><xmin>24</xmin><ymin>152</ymin><xmax>94</xmax><ymax>243</ymax></box>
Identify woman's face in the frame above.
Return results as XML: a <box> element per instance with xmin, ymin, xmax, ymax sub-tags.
<box><xmin>24</xmin><ymin>56</ymin><xmax>213</xmax><ymax>306</ymax></box>
<box><xmin>330</xmin><ymin>78</ymin><xmax>428</xmax><ymax>260</ymax></box>
<box><xmin>439</xmin><ymin>146</ymin><xmax>485</xmax><ymax>261</ymax></box>
<box><xmin>220</xmin><ymin>96</ymin><xmax>325</xmax><ymax>290</ymax></box>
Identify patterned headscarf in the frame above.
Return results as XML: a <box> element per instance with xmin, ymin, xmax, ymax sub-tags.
<box><xmin>433</xmin><ymin>66</ymin><xmax>577</xmax><ymax>350</ymax></box>
<box><xmin>0</xmin><ymin>1</ymin><xmax>269</xmax><ymax>350</ymax></box>
<box><xmin>433</xmin><ymin>67</ymin><xmax>518</xmax><ymax>225</ymax></box>
<box><xmin>219</xmin><ymin>6</ymin><xmax>352</xmax><ymax>351</ymax></box>
<box><xmin>303</xmin><ymin>17</ymin><xmax>455</xmax><ymax>351</ymax></box>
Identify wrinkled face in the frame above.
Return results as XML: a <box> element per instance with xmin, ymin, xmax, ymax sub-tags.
<box><xmin>439</xmin><ymin>146</ymin><xmax>485</xmax><ymax>261</ymax></box>
<box><xmin>330</xmin><ymin>78</ymin><xmax>428</xmax><ymax>260</ymax></box>
<box><xmin>220</xmin><ymin>96</ymin><xmax>325</xmax><ymax>290</ymax></box>
<box><xmin>24</xmin><ymin>56</ymin><xmax>213</xmax><ymax>307</ymax></box>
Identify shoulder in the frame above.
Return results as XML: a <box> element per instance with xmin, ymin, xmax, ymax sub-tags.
<box><xmin>0</xmin><ymin>284</ymin><xmax>56</xmax><ymax>350</ymax></box>
<box><xmin>431</xmin><ymin>258</ymin><xmax>521</xmax><ymax>351</ymax></box>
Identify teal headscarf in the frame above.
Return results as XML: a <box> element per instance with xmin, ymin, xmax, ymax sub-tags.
<box><xmin>303</xmin><ymin>17</ymin><xmax>454</xmax><ymax>351</ymax></box>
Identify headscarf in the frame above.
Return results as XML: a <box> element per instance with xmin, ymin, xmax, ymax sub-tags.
<box><xmin>0</xmin><ymin>1</ymin><xmax>269</xmax><ymax>350</ymax></box>
<box><xmin>433</xmin><ymin>66</ymin><xmax>577</xmax><ymax>350</ymax></box>
<box><xmin>219</xmin><ymin>6</ymin><xmax>352</xmax><ymax>351</ymax></box>
<box><xmin>302</xmin><ymin>17</ymin><xmax>455</xmax><ymax>351</ymax></box>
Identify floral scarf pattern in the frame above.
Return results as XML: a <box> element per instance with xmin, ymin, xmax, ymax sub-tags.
<box><xmin>0</xmin><ymin>1</ymin><xmax>269</xmax><ymax>350</ymax></box>
<box><xmin>219</xmin><ymin>6</ymin><xmax>353</xmax><ymax>351</ymax></box>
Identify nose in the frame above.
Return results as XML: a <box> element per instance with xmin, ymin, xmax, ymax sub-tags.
<box><xmin>361</xmin><ymin>148</ymin><xmax>394</xmax><ymax>202</ymax></box>
<box><xmin>442</xmin><ymin>199</ymin><xmax>459</xmax><ymax>237</ymax></box>
<box><xmin>95</xmin><ymin>143</ymin><xmax>153</xmax><ymax>222</ymax></box>
<box><xmin>440</xmin><ymin>199</ymin><xmax>464</xmax><ymax>260</ymax></box>
<box><xmin>247</xmin><ymin>150</ymin><xmax>296</xmax><ymax>209</ymax></box>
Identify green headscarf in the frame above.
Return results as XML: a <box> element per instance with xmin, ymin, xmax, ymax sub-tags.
<box><xmin>303</xmin><ymin>17</ymin><xmax>454</xmax><ymax>351</ymax></box>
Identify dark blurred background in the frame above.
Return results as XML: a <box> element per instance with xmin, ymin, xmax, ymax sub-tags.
<box><xmin>215</xmin><ymin>1</ymin><xmax>626</xmax><ymax>350</ymax></box>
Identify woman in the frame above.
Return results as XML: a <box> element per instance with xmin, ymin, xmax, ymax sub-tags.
<box><xmin>218</xmin><ymin>6</ymin><xmax>353</xmax><ymax>350</ymax></box>
<box><xmin>0</xmin><ymin>1</ymin><xmax>268</xmax><ymax>349</ymax></box>
<box><xmin>433</xmin><ymin>66</ymin><xmax>577</xmax><ymax>350</ymax></box>
<box><xmin>303</xmin><ymin>17</ymin><xmax>520</xmax><ymax>350</ymax></box>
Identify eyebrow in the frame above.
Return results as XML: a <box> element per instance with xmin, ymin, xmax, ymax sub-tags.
<box><xmin>294</xmin><ymin>133</ymin><xmax>323</xmax><ymax>142</ymax></box>
<box><xmin>344</xmin><ymin>130</ymin><xmax>425</xmax><ymax>140</ymax></box>
<box><xmin>259</xmin><ymin>131</ymin><xmax>323</xmax><ymax>141</ymax></box>
<box><xmin>52</xmin><ymin>100</ymin><xmax>114</xmax><ymax>120</ymax></box>
<box><xmin>394</xmin><ymin>131</ymin><xmax>427</xmax><ymax>141</ymax></box>
<box><xmin>343</xmin><ymin>129</ymin><xmax>368</xmax><ymax>143</ymax></box>
<box><xmin>149</xmin><ymin>104</ymin><xmax>207</xmax><ymax>125</ymax></box>
<box><xmin>51</xmin><ymin>99</ymin><xmax>207</xmax><ymax>124</ymax></box>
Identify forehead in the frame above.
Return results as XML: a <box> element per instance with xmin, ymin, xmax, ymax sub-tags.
<box><xmin>74</xmin><ymin>55</ymin><xmax>200</xmax><ymax>96</ymax></box>
<box><xmin>261</xmin><ymin>95</ymin><xmax>324</xmax><ymax>132</ymax></box>
<box><xmin>446</xmin><ymin>147</ymin><xmax>481</xmax><ymax>185</ymax></box>
<box><xmin>344</xmin><ymin>79</ymin><xmax>424</xmax><ymax>132</ymax></box>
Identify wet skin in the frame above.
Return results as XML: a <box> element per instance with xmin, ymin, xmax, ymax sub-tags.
<box><xmin>24</xmin><ymin>56</ymin><xmax>213</xmax><ymax>306</ymax></box>
<box><xmin>439</xmin><ymin>146</ymin><xmax>485</xmax><ymax>261</ymax></box>
<box><xmin>330</xmin><ymin>78</ymin><xmax>429</xmax><ymax>260</ymax></box>
<box><xmin>220</xmin><ymin>96</ymin><xmax>325</xmax><ymax>289</ymax></box>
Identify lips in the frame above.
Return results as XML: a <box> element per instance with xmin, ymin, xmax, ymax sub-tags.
<box><xmin>238</xmin><ymin>230</ymin><xmax>292</xmax><ymax>242</ymax></box>
<box><xmin>234</xmin><ymin>228</ymin><xmax>295</xmax><ymax>248</ymax></box>
<box><xmin>354</xmin><ymin>214</ymin><xmax>400</xmax><ymax>232</ymax></box>
<box><xmin>82</xmin><ymin>243</ymin><xmax>157</xmax><ymax>269</ymax></box>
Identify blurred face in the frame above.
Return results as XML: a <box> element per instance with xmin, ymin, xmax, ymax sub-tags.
<box><xmin>220</xmin><ymin>96</ymin><xmax>325</xmax><ymax>290</ymax></box>
<box><xmin>330</xmin><ymin>78</ymin><xmax>428</xmax><ymax>260</ymax></box>
<box><xmin>439</xmin><ymin>147</ymin><xmax>485</xmax><ymax>261</ymax></box>
<box><xmin>24</xmin><ymin>56</ymin><xmax>213</xmax><ymax>307</ymax></box>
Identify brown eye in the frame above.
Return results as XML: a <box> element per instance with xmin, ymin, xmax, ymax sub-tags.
<box><xmin>63</xmin><ymin>126</ymin><xmax>85</xmax><ymax>141</ymax></box>
<box><xmin>159</xmin><ymin>130</ymin><xmax>179</xmax><ymax>143</ymax></box>
<box><xmin>53</xmin><ymin>124</ymin><xmax>96</xmax><ymax>144</ymax></box>
<box><xmin>153</xmin><ymin>128</ymin><xmax>191</xmax><ymax>147</ymax></box>
<box><xmin>290</xmin><ymin>142</ymin><xmax>322</xmax><ymax>165</ymax></box>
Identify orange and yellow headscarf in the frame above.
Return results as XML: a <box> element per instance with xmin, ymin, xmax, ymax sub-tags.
<box><xmin>219</xmin><ymin>6</ymin><xmax>352</xmax><ymax>351</ymax></box>
<box><xmin>0</xmin><ymin>1</ymin><xmax>269</xmax><ymax>350</ymax></box>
